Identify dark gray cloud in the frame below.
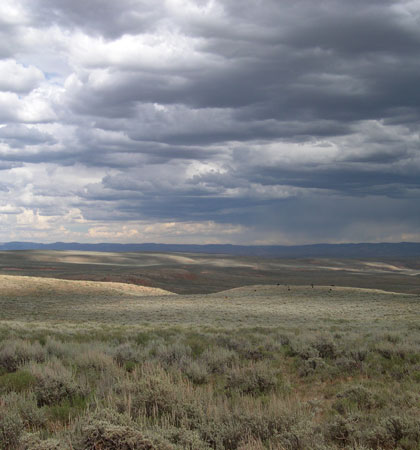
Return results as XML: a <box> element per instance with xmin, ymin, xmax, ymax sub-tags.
<box><xmin>0</xmin><ymin>0</ymin><xmax>419</xmax><ymax>243</ymax></box>
<box><xmin>0</xmin><ymin>125</ymin><xmax>56</xmax><ymax>147</ymax></box>
<box><xmin>26</xmin><ymin>0</ymin><xmax>164</xmax><ymax>38</ymax></box>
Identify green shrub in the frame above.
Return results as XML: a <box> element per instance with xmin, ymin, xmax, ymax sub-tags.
<box><xmin>184</xmin><ymin>333</ymin><xmax>209</xmax><ymax>358</ymax></box>
<box><xmin>135</xmin><ymin>331</ymin><xmax>154</xmax><ymax>346</ymax></box>
<box><xmin>124</xmin><ymin>360</ymin><xmax>138</xmax><ymax>372</ymax></box>
<box><xmin>0</xmin><ymin>369</ymin><xmax>37</xmax><ymax>393</ymax></box>
<box><xmin>46</xmin><ymin>395</ymin><xmax>88</xmax><ymax>424</ymax></box>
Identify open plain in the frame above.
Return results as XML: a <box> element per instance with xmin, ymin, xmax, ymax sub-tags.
<box><xmin>0</xmin><ymin>251</ymin><xmax>419</xmax><ymax>449</ymax></box>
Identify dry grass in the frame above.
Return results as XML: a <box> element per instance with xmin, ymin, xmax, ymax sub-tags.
<box><xmin>0</xmin><ymin>275</ymin><xmax>420</xmax><ymax>448</ymax></box>
<box><xmin>0</xmin><ymin>276</ymin><xmax>418</xmax><ymax>331</ymax></box>
<box><xmin>0</xmin><ymin>274</ymin><xmax>174</xmax><ymax>297</ymax></box>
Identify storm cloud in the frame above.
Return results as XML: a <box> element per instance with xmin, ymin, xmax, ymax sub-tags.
<box><xmin>0</xmin><ymin>0</ymin><xmax>419</xmax><ymax>244</ymax></box>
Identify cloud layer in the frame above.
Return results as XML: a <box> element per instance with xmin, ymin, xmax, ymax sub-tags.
<box><xmin>0</xmin><ymin>0</ymin><xmax>419</xmax><ymax>244</ymax></box>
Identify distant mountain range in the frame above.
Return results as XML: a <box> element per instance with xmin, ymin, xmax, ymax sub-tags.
<box><xmin>0</xmin><ymin>241</ymin><xmax>419</xmax><ymax>258</ymax></box>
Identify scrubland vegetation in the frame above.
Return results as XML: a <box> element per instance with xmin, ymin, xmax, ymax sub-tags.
<box><xmin>0</xmin><ymin>277</ymin><xmax>419</xmax><ymax>449</ymax></box>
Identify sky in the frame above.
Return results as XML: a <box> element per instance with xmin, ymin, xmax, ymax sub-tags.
<box><xmin>0</xmin><ymin>0</ymin><xmax>419</xmax><ymax>245</ymax></box>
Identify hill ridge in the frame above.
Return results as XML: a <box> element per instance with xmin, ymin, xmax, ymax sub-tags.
<box><xmin>0</xmin><ymin>241</ymin><xmax>419</xmax><ymax>258</ymax></box>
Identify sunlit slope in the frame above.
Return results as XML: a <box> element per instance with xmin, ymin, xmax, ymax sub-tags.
<box><xmin>0</xmin><ymin>276</ymin><xmax>418</xmax><ymax>330</ymax></box>
<box><xmin>0</xmin><ymin>274</ymin><xmax>174</xmax><ymax>297</ymax></box>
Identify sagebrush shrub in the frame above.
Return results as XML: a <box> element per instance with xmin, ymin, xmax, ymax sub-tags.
<box><xmin>44</xmin><ymin>337</ymin><xmax>74</xmax><ymax>360</ymax></box>
<box><xmin>25</xmin><ymin>359</ymin><xmax>86</xmax><ymax>406</ymax></box>
<box><xmin>325</xmin><ymin>415</ymin><xmax>357</xmax><ymax>447</ymax></box>
<box><xmin>286</xmin><ymin>341</ymin><xmax>319</xmax><ymax>360</ymax></box>
<box><xmin>311</xmin><ymin>336</ymin><xmax>338</xmax><ymax>359</ymax></box>
<box><xmin>82</xmin><ymin>420</ymin><xmax>163</xmax><ymax>450</ymax></box>
<box><xmin>183</xmin><ymin>360</ymin><xmax>209</xmax><ymax>385</ymax></box>
<box><xmin>225</xmin><ymin>364</ymin><xmax>278</xmax><ymax>395</ymax></box>
<box><xmin>19</xmin><ymin>433</ymin><xmax>67</xmax><ymax>450</ymax></box>
<box><xmin>0</xmin><ymin>408</ymin><xmax>24</xmax><ymax>449</ymax></box>
<box><xmin>298</xmin><ymin>357</ymin><xmax>326</xmax><ymax>377</ymax></box>
<box><xmin>75</xmin><ymin>347</ymin><xmax>115</xmax><ymax>371</ymax></box>
<box><xmin>201</xmin><ymin>347</ymin><xmax>238</xmax><ymax>374</ymax></box>
<box><xmin>334</xmin><ymin>356</ymin><xmax>362</xmax><ymax>374</ymax></box>
<box><xmin>153</xmin><ymin>342</ymin><xmax>192</xmax><ymax>368</ymax></box>
<box><xmin>113</xmin><ymin>342</ymin><xmax>142</xmax><ymax>367</ymax></box>
<box><xmin>1</xmin><ymin>391</ymin><xmax>45</xmax><ymax>428</ymax></box>
<box><xmin>0</xmin><ymin>339</ymin><xmax>46</xmax><ymax>372</ymax></box>
<box><xmin>217</xmin><ymin>336</ymin><xmax>266</xmax><ymax>361</ymax></box>
<box><xmin>334</xmin><ymin>385</ymin><xmax>376</xmax><ymax>413</ymax></box>
<box><xmin>160</xmin><ymin>427</ymin><xmax>211</xmax><ymax>450</ymax></box>
<box><xmin>363</xmin><ymin>415</ymin><xmax>420</xmax><ymax>449</ymax></box>
<box><xmin>200</xmin><ymin>402</ymin><xmax>316</xmax><ymax>450</ymax></box>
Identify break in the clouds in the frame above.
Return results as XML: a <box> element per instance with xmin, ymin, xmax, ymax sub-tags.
<box><xmin>0</xmin><ymin>0</ymin><xmax>419</xmax><ymax>244</ymax></box>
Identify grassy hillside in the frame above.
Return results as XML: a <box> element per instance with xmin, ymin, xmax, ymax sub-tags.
<box><xmin>1</xmin><ymin>275</ymin><xmax>420</xmax><ymax>448</ymax></box>
<box><xmin>0</xmin><ymin>250</ymin><xmax>419</xmax><ymax>295</ymax></box>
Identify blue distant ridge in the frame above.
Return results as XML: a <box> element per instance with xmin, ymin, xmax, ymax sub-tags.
<box><xmin>0</xmin><ymin>241</ymin><xmax>419</xmax><ymax>258</ymax></box>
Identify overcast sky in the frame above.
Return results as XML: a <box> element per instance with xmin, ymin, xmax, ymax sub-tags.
<box><xmin>0</xmin><ymin>0</ymin><xmax>419</xmax><ymax>245</ymax></box>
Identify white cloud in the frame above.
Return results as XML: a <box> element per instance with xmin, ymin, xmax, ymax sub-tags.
<box><xmin>0</xmin><ymin>59</ymin><xmax>44</xmax><ymax>93</ymax></box>
<box><xmin>0</xmin><ymin>89</ymin><xmax>56</xmax><ymax>123</ymax></box>
<box><xmin>70</xmin><ymin>31</ymin><xmax>218</xmax><ymax>72</ymax></box>
<box><xmin>88</xmin><ymin>225</ymin><xmax>140</xmax><ymax>240</ymax></box>
<box><xmin>0</xmin><ymin>1</ymin><xmax>28</xmax><ymax>26</ymax></box>
<box><xmin>0</xmin><ymin>204</ymin><xmax>22</xmax><ymax>214</ymax></box>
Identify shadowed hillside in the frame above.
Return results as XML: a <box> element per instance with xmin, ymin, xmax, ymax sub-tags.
<box><xmin>0</xmin><ymin>250</ymin><xmax>418</xmax><ymax>294</ymax></box>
